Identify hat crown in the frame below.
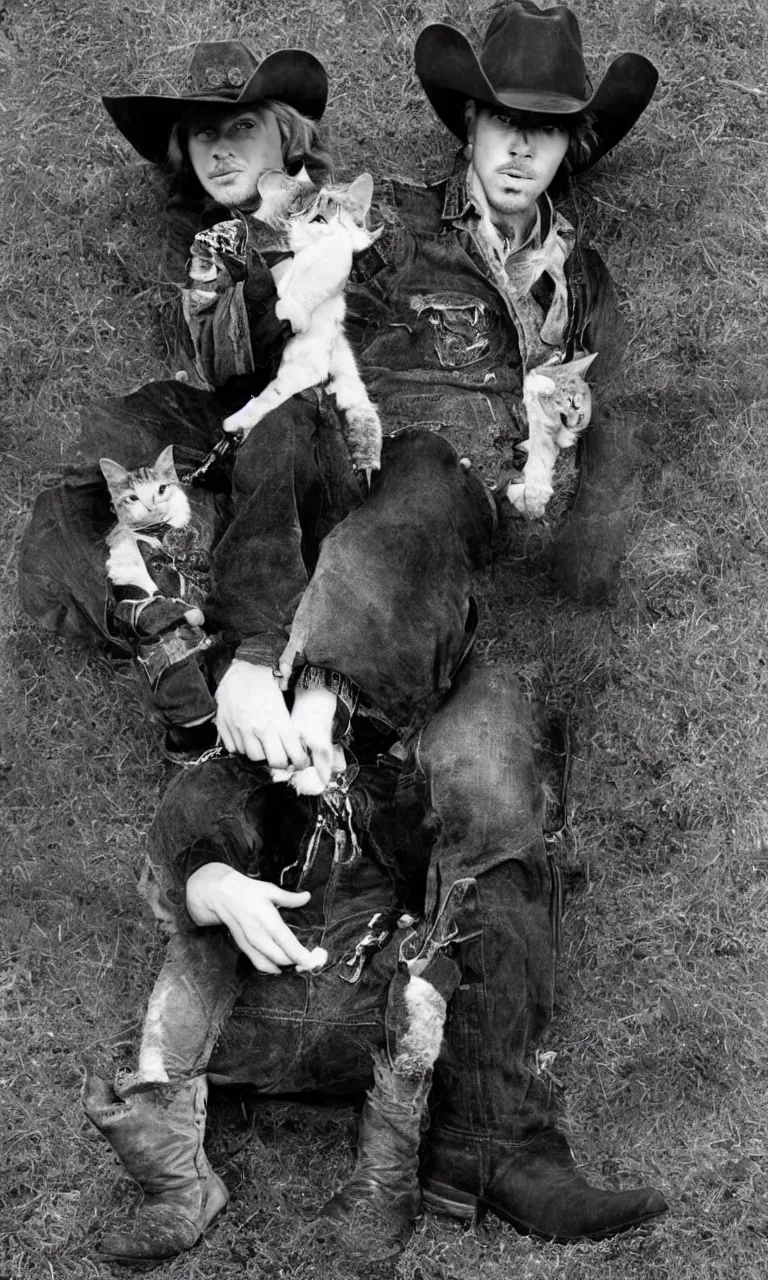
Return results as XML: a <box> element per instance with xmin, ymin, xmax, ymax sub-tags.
<box><xmin>187</xmin><ymin>41</ymin><xmax>258</xmax><ymax>96</ymax></box>
<box><xmin>480</xmin><ymin>2</ymin><xmax>587</xmax><ymax>102</ymax></box>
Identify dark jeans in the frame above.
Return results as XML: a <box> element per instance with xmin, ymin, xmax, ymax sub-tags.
<box><xmin>141</xmin><ymin>663</ymin><xmax>559</xmax><ymax>1142</ymax></box>
<box><xmin>207</xmin><ymin>396</ymin><xmax>496</xmax><ymax>729</ymax></box>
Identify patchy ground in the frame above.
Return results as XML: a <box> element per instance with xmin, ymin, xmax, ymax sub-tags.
<box><xmin>1</xmin><ymin>1</ymin><xmax>767</xmax><ymax>1277</ymax></box>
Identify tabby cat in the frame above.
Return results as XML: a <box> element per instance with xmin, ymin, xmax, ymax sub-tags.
<box><xmin>99</xmin><ymin>445</ymin><xmax>204</xmax><ymax>626</ymax></box>
<box><xmin>507</xmin><ymin>352</ymin><xmax>598</xmax><ymax>519</ymax></box>
<box><xmin>223</xmin><ymin>172</ymin><xmax>383</xmax><ymax>481</ymax></box>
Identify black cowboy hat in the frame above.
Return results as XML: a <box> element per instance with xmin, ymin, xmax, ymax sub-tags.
<box><xmin>102</xmin><ymin>41</ymin><xmax>328</xmax><ymax>165</ymax></box>
<box><xmin>415</xmin><ymin>1</ymin><xmax>658</xmax><ymax>172</ymax></box>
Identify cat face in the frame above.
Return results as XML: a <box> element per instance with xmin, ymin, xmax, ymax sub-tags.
<box><xmin>100</xmin><ymin>445</ymin><xmax>186</xmax><ymax>528</ymax></box>
<box><xmin>525</xmin><ymin>352</ymin><xmax>597</xmax><ymax>433</ymax></box>
<box><xmin>256</xmin><ymin>171</ymin><xmax>381</xmax><ymax>253</ymax></box>
<box><xmin>304</xmin><ymin>175</ymin><xmax>379</xmax><ymax>253</ymax></box>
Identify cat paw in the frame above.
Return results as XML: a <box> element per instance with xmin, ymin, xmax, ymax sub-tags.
<box><xmin>275</xmin><ymin>297</ymin><xmax>311</xmax><ymax>335</ymax></box>
<box><xmin>223</xmin><ymin>400</ymin><xmax>261</xmax><ymax>434</ymax></box>
<box><xmin>343</xmin><ymin>405</ymin><xmax>382</xmax><ymax>473</ymax></box>
<box><xmin>184</xmin><ymin>606</ymin><xmax>205</xmax><ymax>627</ymax></box>
<box><xmin>555</xmin><ymin>427</ymin><xmax>580</xmax><ymax>449</ymax></box>
<box><xmin>506</xmin><ymin>479</ymin><xmax>553</xmax><ymax>519</ymax></box>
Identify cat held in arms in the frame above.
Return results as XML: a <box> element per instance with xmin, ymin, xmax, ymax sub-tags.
<box><xmin>507</xmin><ymin>351</ymin><xmax>598</xmax><ymax>519</ymax></box>
<box><xmin>99</xmin><ymin>445</ymin><xmax>204</xmax><ymax>627</ymax></box>
<box><xmin>223</xmin><ymin>172</ymin><xmax>383</xmax><ymax>483</ymax></box>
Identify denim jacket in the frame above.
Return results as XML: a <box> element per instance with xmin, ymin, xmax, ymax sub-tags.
<box><xmin>174</xmin><ymin>163</ymin><xmax>638</xmax><ymax>602</ymax></box>
<box><xmin>339</xmin><ymin>167</ymin><xmax>637</xmax><ymax>601</ymax></box>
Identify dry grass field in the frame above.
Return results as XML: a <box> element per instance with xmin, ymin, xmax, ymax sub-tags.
<box><xmin>2</xmin><ymin>0</ymin><xmax>768</xmax><ymax>1277</ymax></box>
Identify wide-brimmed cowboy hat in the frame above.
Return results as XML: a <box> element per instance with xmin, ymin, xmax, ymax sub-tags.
<box><xmin>415</xmin><ymin>1</ymin><xmax>658</xmax><ymax>172</ymax></box>
<box><xmin>102</xmin><ymin>41</ymin><xmax>328</xmax><ymax>165</ymax></box>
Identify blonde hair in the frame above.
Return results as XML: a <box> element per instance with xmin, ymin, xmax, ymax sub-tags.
<box><xmin>166</xmin><ymin>98</ymin><xmax>331</xmax><ymax>203</ymax></box>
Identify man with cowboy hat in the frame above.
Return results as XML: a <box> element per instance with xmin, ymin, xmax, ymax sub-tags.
<box><xmin>22</xmin><ymin>2</ymin><xmax>669</xmax><ymax>1265</ymax></box>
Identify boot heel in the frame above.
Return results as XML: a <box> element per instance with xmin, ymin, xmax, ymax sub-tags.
<box><xmin>422</xmin><ymin>1179</ymin><xmax>480</xmax><ymax>1222</ymax></box>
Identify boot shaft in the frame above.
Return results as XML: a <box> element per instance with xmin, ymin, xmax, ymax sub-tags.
<box><xmin>82</xmin><ymin>1073</ymin><xmax>209</xmax><ymax>1199</ymax></box>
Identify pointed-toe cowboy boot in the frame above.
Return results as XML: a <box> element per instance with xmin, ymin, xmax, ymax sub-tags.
<box><xmin>422</xmin><ymin>1126</ymin><xmax>668</xmax><ymax>1242</ymax></box>
<box><xmin>82</xmin><ymin>1073</ymin><xmax>229</xmax><ymax>1262</ymax></box>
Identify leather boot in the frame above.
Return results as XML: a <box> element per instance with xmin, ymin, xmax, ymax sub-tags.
<box><xmin>319</xmin><ymin>1053</ymin><xmax>429</xmax><ymax>1259</ymax></box>
<box><xmin>83</xmin><ymin>1072</ymin><xmax>229</xmax><ymax>1262</ymax></box>
<box><xmin>317</xmin><ymin>954</ymin><xmax>460</xmax><ymax>1259</ymax></box>
<box><xmin>422</xmin><ymin>1126</ymin><xmax>668</xmax><ymax>1242</ymax></box>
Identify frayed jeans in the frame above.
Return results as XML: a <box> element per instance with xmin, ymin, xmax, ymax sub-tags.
<box><xmin>138</xmin><ymin>663</ymin><xmax>560</xmax><ymax>1142</ymax></box>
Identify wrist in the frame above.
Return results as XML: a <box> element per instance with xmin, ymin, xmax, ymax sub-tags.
<box><xmin>186</xmin><ymin>861</ymin><xmax>240</xmax><ymax>926</ymax></box>
<box><xmin>219</xmin><ymin>658</ymin><xmax>277</xmax><ymax>687</ymax></box>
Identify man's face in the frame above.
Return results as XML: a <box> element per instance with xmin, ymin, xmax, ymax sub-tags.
<box><xmin>186</xmin><ymin>105</ymin><xmax>284</xmax><ymax>207</ymax></box>
<box><xmin>469</xmin><ymin>106</ymin><xmax>569</xmax><ymax>225</ymax></box>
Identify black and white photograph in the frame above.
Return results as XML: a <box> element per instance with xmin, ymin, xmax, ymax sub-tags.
<box><xmin>1</xmin><ymin>1</ymin><xmax>766</xmax><ymax>1276</ymax></box>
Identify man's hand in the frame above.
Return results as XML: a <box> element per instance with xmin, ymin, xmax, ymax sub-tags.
<box><xmin>215</xmin><ymin>660</ymin><xmax>309</xmax><ymax>769</ymax></box>
<box><xmin>186</xmin><ymin>862</ymin><xmax>327</xmax><ymax>974</ymax></box>
<box><xmin>285</xmin><ymin>684</ymin><xmax>337</xmax><ymax>794</ymax></box>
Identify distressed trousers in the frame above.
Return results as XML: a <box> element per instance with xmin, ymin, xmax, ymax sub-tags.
<box><xmin>139</xmin><ymin>661</ymin><xmax>559</xmax><ymax>1144</ymax></box>
<box><xmin>134</xmin><ymin>390</ymin><xmax>560</xmax><ymax>1142</ymax></box>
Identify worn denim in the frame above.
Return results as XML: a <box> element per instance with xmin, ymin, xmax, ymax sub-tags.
<box><xmin>139</xmin><ymin>663</ymin><xmax>557</xmax><ymax>1139</ymax></box>
<box><xmin>344</xmin><ymin>170</ymin><xmax>644</xmax><ymax>604</ymax></box>
<box><xmin>208</xmin><ymin>400</ymin><xmax>495</xmax><ymax>729</ymax></box>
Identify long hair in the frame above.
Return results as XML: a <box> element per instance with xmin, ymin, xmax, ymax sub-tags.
<box><xmin>165</xmin><ymin>98</ymin><xmax>332</xmax><ymax>207</ymax></box>
<box><xmin>560</xmin><ymin>112</ymin><xmax>600</xmax><ymax>175</ymax></box>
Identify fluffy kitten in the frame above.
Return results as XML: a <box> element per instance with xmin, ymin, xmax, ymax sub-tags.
<box><xmin>99</xmin><ymin>445</ymin><xmax>204</xmax><ymax>625</ymax></box>
<box><xmin>507</xmin><ymin>352</ymin><xmax>598</xmax><ymax>519</ymax></box>
<box><xmin>223</xmin><ymin>172</ymin><xmax>383</xmax><ymax>481</ymax></box>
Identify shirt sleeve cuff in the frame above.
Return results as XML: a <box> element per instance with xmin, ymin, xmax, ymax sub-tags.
<box><xmin>235</xmin><ymin>638</ymin><xmax>284</xmax><ymax>669</ymax></box>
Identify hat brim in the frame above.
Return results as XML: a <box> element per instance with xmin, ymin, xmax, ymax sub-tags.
<box><xmin>415</xmin><ymin>24</ymin><xmax>657</xmax><ymax>173</ymax></box>
<box><xmin>102</xmin><ymin>48</ymin><xmax>328</xmax><ymax>164</ymax></box>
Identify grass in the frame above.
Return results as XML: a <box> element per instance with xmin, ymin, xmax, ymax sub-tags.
<box><xmin>2</xmin><ymin>0</ymin><xmax>768</xmax><ymax>1277</ymax></box>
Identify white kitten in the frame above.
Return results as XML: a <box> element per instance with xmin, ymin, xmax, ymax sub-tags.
<box><xmin>223</xmin><ymin>173</ymin><xmax>383</xmax><ymax>482</ymax></box>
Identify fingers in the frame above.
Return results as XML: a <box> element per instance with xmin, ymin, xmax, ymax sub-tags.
<box><xmin>295</xmin><ymin>946</ymin><xmax>329</xmax><ymax>973</ymax></box>
<box><xmin>290</xmin><ymin>686</ymin><xmax>336</xmax><ymax>789</ymax></box>
<box><xmin>224</xmin><ymin>918</ymin><xmax>283</xmax><ymax>974</ymax></box>
<box><xmin>268</xmin><ymin>887</ymin><xmax>312</xmax><ymax>909</ymax></box>
<box><xmin>307</xmin><ymin>742</ymin><xmax>333</xmax><ymax>789</ymax></box>
<box><xmin>259</xmin><ymin>727</ymin><xmax>308</xmax><ymax>772</ymax></box>
<box><xmin>262</xmin><ymin>912</ymin><xmax>317</xmax><ymax>969</ymax></box>
<box><xmin>216</xmin><ymin>714</ymin><xmax>245</xmax><ymax>758</ymax></box>
<box><xmin>290</xmin><ymin>766</ymin><xmax>326</xmax><ymax>796</ymax></box>
<box><xmin>219</xmin><ymin>890</ymin><xmax>316</xmax><ymax>972</ymax></box>
<box><xmin>214</xmin><ymin>662</ymin><xmax>309</xmax><ymax>767</ymax></box>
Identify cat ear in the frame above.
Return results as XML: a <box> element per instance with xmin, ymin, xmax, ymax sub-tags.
<box><xmin>154</xmin><ymin>444</ymin><xmax>178</xmax><ymax>482</ymax></box>
<box><xmin>568</xmin><ymin>351</ymin><xmax>599</xmax><ymax>377</ymax></box>
<box><xmin>345</xmin><ymin>173</ymin><xmax>374</xmax><ymax>221</ymax></box>
<box><xmin>99</xmin><ymin>457</ymin><xmax>129</xmax><ymax>491</ymax></box>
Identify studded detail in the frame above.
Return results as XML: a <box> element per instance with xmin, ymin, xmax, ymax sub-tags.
<box><xmin>227</xmin><ymin>67</ymin><xmax>245</xmax><ymax>87</ymax></box>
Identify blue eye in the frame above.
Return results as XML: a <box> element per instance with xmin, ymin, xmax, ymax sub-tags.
<box><xmin>158</xmin><ymin>484</ymin><xmax>167</xmax><ymax>494</ymax></box>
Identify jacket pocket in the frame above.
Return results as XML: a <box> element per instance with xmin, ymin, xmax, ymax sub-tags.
<box><xmin>409</xmin><ymin>293</ymin><xmax>494</xmax><ymax>369</ymax></box>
